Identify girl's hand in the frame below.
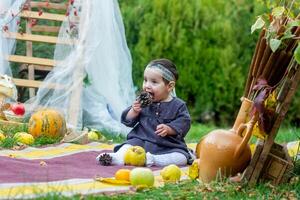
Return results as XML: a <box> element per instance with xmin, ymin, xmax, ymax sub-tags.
<box><xmin>125</xmin><ymin>101</ymin><xmax>141</xmax><ymax>120</ymax></box>
<box><xmin>155</xmin><ymin>124</ymin><xmax>175</xmax><ymax>137</ymax></box>
<box><xmin>132</xmin><ymin>100</ymin><xmax>142</xmax><ymax>114</ymax></box>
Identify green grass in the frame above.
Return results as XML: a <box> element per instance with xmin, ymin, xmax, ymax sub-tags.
<box><xmin>32</xmin><ymin>178</ymin><xmax>300</xmax><ymax>200</ymax></box>
<box><xmin>186</xmin><ymin>123</ymin><xmax>300</xmax><ymax>144</ymax></box>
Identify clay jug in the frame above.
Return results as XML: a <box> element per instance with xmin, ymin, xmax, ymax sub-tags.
<box><xmin>196</xmin><ymin>98</ymin><xmax>256</xmax><ymax>183</ymax></box>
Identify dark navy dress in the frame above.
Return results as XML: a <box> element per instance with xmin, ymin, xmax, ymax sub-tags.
<box><xmin>114</xmin><ymin>97</ymin><xmax>193</xmax><ymax>164</ymax></box>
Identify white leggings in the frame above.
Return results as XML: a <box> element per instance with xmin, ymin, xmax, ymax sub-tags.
<box><xmin>114</xmin><ymin>144</ymin><xmax>187</xmax><ymax>167</ymax></box>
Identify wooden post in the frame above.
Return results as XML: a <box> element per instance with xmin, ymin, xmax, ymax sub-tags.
<box><xmin>26</xmin><ymin>6</ymin><xmax>35</xmax><ymax>98</ymax></box>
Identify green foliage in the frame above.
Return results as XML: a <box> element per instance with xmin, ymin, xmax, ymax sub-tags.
<box><xmin>0</xmin><ymin>137</ymin><xmax>17</xmax><ymax>148</ymax></box>
<box><xmin>275</xmin><ymin>126</ymin><xmax>300</xmax><ymax>143</ymax></box>
<box><xmin>0</xmin><ymin>124</ymin><xmax>28</xmax><ymax>136</ymax></box>
<box><xmin>33</xmin><ymin>136</ymin><xmax>61</xmax><ymax>147</ymax></box>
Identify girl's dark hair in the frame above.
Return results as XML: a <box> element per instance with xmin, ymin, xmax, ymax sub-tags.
<box><xmin>148</xmin><ymin>58</ymin><xmax>179</xmax><ymax>82</ymax></box>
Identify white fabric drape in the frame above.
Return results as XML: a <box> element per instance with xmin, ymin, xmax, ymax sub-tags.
<box><xmin>0</xmin><ymin>0</ymin><xmax>24</xmax><ymax>75</ymax></box>
<box><xmin>0</xmin><ymin>0</ymin><xmax>135</xmax><ymax>136</ymax></box>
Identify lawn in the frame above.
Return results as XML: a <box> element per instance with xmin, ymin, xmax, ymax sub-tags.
<box><xmin>187</xmin><ymin>123</ymin><xmax>300</xmax><ymax>143</ymax></box>
<box><xmin>35</xmin><ymin>176</ymin><xmax>300</xmax><ymax>200</ymax></box>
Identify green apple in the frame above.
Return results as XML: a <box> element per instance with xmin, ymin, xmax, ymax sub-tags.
<box><xmin>88</xmin><ymin>131</ymin><xmax>99</xmax><ymax>141</ymax></box>
<box><xmin>130</xmin><ymin>167</ymin><xmax>154</xmax><ymax>187</ymax></box>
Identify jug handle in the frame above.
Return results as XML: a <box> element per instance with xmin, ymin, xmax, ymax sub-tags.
<box><xmin>234</xmin><ymin>116</ymin><xmax>257</xmax><ymax>159</ymax></box>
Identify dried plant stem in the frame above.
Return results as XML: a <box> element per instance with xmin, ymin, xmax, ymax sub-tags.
<box><xmin>252</xmin><ymin>37</ymin><xmax>267</xmax><ymax>78</ymax></box>
<box><xmin>244</xmin><ymin>29</ymin><xmax>266</xmax><ymax>97</ymax></box>
<box><xmin>261</xmin><ymin>51</ymin><xmax>280</xmax><ymax>79</ymax></box>
<box><xmin>248</xmin><ymin>32</ymin><xmax>267</xmax><ymax>98</ymax></box>
<box><xmin>286</xmin><ymin>26</ymin><xmax>300</xmax><ymax>52</ymax></box>
<box><xmin>269</xmin><ymin>51</ymin><xmax>293</xmax><ymax>86</ymax></box>
<box><xmin>256</xmin><ymin>46</ymin><xmax>272</xmax><ymax>78</ymax></box>
<box><xmin>267</xmin><ymin>51</ymin><xmax>286</xmax><ymax>84</ymax></box>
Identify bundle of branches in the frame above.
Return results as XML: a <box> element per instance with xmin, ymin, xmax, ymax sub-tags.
<box><xmin>243</xmin><ymin>6</ymin><xmax>300</xmax><ymax>135</ymax></box>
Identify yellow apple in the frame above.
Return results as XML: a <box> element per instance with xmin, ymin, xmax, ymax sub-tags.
<box><xmin>88</xmin><ymin>131</ymin><xmax>99</xmax><ymax>141</ymax></box>
<box><xmin>160</xmin><ymin>164</ymin><xmax>182</xmax><ymax>183</ymax></box>
<box><xmin>124</xmin><ymin>146</ymin><xmax>146</xmax><ymax>166</ymax></box>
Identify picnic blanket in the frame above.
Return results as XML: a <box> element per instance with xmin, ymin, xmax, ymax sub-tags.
<box><xmin>0</xmin><ymin>142</ymin><xmax>193</xmax><ymax>199</ymax></box>
<box><xmin>0</xmin><ymin>141</ymin><xmax>299</xmax><ymax>199</ymax></box>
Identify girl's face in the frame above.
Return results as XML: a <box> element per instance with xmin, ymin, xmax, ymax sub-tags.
<box><xmin>143</xmin><ymin>68</ymin><xmax>174</xmax><ymax>102</ymax></box>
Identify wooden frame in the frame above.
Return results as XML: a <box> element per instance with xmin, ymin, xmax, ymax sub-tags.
<box><xmin>6</xmin><ymin>1</ymin><xmax>67</xmax><ymax>98</ymax></box>
<box><xmin>5</xmin><ymin>1</ymin><xmax>82</xmax><ymax>129</ymax></box>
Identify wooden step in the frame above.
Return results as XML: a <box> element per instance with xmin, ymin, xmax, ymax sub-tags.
<box><xmin>13</xmin><ymin>78</ymin><xmax>42</xmax><ymax>88</ymax></box>
<box><xmin>19</xmin><ymin>64</ymin><xmax>52</xmax><ymax>72</ymax></box>
<box><xmin>30</xmin><ymin>2</ymin><xmax>68</xmax><ymax>10</ymax></box>
<box><xmin>31</xmin><ymin>25</ymin><xmax>60</xmax><ymax>33</ymax></box>
<box><xmin>8</xmin><ymin>55</ymin><xmax>55</xmax><ymax>67</ymax></box>
<box><xmin>5</xmin><ymin>32</ymin><xmax>57</xmax><ymax>44</ymax></box>
<box><xmin>13</xmin><ymin>78</ymin><xmax>62</xmax><ymax>89</ymax></box>
<box><xmin>21</xmin><ymin>10</ymin><xmax>66</xmax><ymax>22</ymax></box>
<box><xmin>4</xmin><ymin>32</ymin><xmax>74</xmax><ymax>45</ymax></box>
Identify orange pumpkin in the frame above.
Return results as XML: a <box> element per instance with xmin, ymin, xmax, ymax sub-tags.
<box><xmin>28</xmin><ymin>109</ymin><xmax>67</xmax><ymax>139</ymax></box>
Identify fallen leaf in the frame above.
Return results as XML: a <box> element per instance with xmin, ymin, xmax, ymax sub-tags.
<box><xmin>40</xmin><ymin>161</ymin><xmax>47</xmax><ymax>167</ymax></box>
<box><xmin>94</xmin><ymin>176</ymin><xmax>131</xmax><ymax>185</ymax></box>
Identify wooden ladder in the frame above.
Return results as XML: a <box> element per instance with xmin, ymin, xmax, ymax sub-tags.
<box><xmin>243</xmin><ymin>60</ymin><xmax>300</xmax><ymax>185</ymax></box>
<box><xmin>5</xmin><ymin>0</ymin><xmax>68</xmax><ymax>99</ymax></box>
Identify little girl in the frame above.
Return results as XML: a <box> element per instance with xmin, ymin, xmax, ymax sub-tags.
<box><xmin>97</xmin><ymin>58</ymin><xmax>194</xmax><ymax>166</ymax></box>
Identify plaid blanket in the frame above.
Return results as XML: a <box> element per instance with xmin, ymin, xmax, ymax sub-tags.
<box><xmin>0</xmin><ymin>142</ymin><xmax>193</xmax><ymax>199</ymax></box>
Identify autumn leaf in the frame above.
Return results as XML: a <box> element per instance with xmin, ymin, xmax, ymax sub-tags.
<box><xmin>39</xmin><ymin>161</ymin><xmax>47</xmax><ymax>167</ymax></box>
<box><xmin>252</xmin><ymin>78</ymin><xmax>274</xmax><ymax>132</ymax></box>
<box><xmin>29</xmin><ymin>19</ymin><xmax>38</xmax><ymax>28</ymax></box>
<box><xmin>252</xmin><ymin>78</ymin><xmax>268</xmax><ymax>91</ymax></box>
<box><xmin>38</xmin><ymin>9</ymin><xmax>43</xmax><ymax>16</ymax></box>
<box><xmin>2</xmin><ymin>25</ymin><xmax>9</xmax><ymax>32</ymax></box>
<box><xmin>22</xmin><ymin>3</ymin><xmax>30</xmax><ymax>11</ymax></box>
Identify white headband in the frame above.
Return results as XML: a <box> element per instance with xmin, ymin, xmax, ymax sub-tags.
<box><xmin>146</xmin><ymin>63</ymin><xmax>175</xmax><ymax>82</ymax></box>
<box><xmin>146</xmin><ymin>63</ymin><xmax>177</xmax><ymax>97</ymax></box>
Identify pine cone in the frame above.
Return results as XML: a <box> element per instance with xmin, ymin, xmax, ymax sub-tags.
<box><xmin>136</xmin><ymin>91</ymin><xmax>153</xmax><ymax>107</ymax></box>
<box><xmin>98</xmin><ymin>153</ymin><xmax>112</xmax><ymax>166</ymax></box>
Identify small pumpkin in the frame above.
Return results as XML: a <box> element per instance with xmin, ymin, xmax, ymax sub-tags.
<box><xmin>28</xmin><ymin>109</ymin><xmax>66</xmax><ymax>139</ymax></box>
